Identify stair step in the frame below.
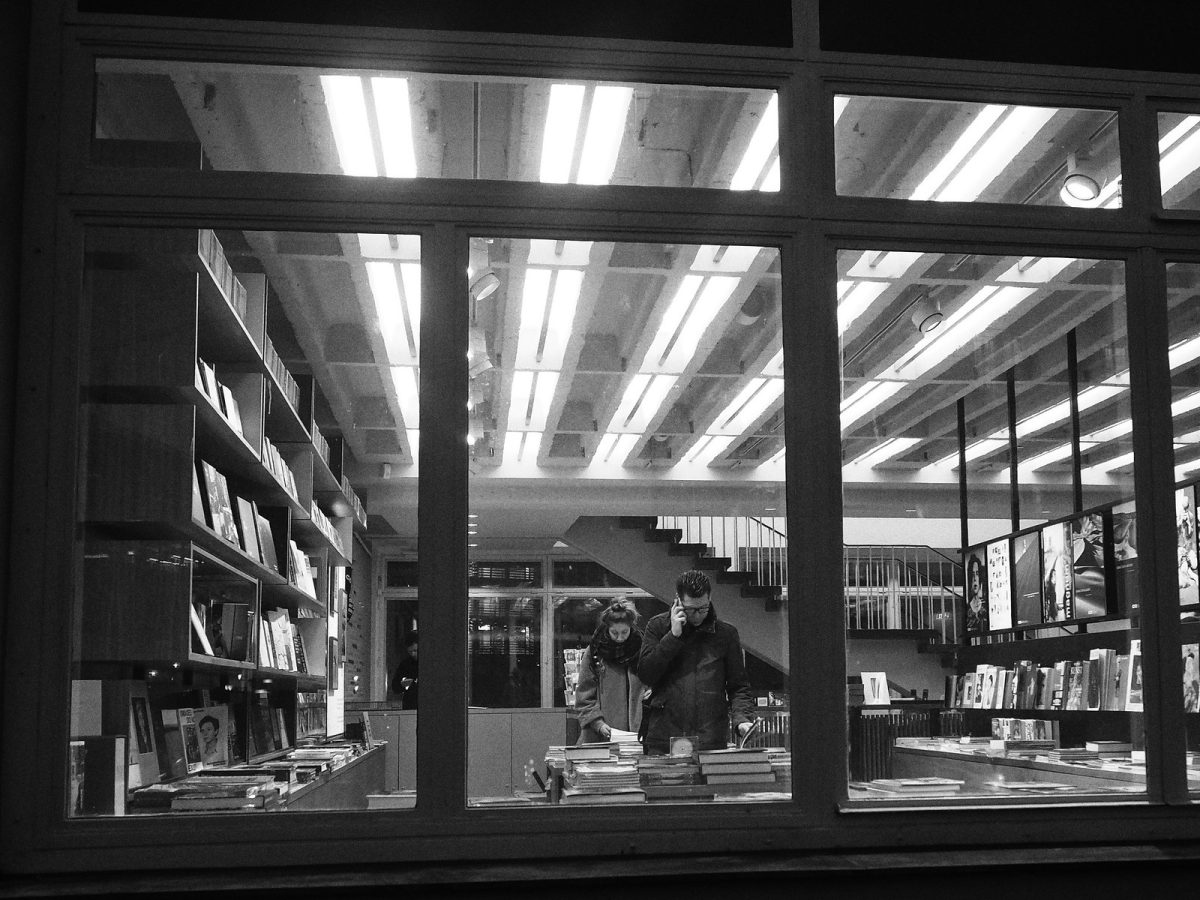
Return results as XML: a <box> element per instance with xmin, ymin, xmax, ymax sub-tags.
<box><xmin>667</xmin><ymin>542</ymin><xmax>708</xmax><ymax>557</ymax></box>
<box><xmin>714</xmin><ymin>570</ymin><xmax>755</xmax><ymax>585</ymax></box>
<box><xmin>644</xmin><ymin>528</ymin><xmax>683</xmax><ymax>543</ymax></box>
<box><xmin>618</xmin><ymin>516</ymin><xmax>658</xmax><ymax>530</ymax></box>
<box><xmin>693</xmin><ymin>556</ymin><xmax>732</xmax><ymax>571</ymax></box>
<box><xmin>763</xmin><ymin>594</ymin><xmax>784</xmax><ymax>612</ymax></box>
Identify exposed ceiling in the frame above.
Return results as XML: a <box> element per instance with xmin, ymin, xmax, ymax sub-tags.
<box><xmin>91</xmin><ymin>61</ymin><xmax>1200</xmax><ymax>547</ymax></box>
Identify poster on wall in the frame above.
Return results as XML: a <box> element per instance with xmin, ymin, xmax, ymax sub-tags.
<box><xmin>1178</xmin><ymin>486</ymin><xmax>1199</xmax><ymax>607</ymax></box>
<box><xmin>1012</xmin><ymin>531</ymin><xmax>1043</xmax><ymax>627</ymax></box>
<box><xmin>1069</xmin><ymin>512</ymin><xmax>1109</xmax><ymax>620</ymax></box>
<box><xmin>1112</xmin><ymin>500</ymin><xmax>1139</xmax><ymax>614</ymax></box>
<box><xmin>1041</xmin><ymin>522</ymin><xmax>1073</xmax><ymax>623</ymax></box>
<box><xmin>987</xmin><ymin>539</ymin><xmax>1013</xmax><ymax>630</ymax></box>
<box><xmin>964</xmin><ymin>546</ymin><xmax>988</xmax><ymax>635</ymax></box>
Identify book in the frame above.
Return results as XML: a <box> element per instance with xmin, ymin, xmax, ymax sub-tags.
<box><xmin>234</xmin><ymin>497</ymin><xmax>261</xmax><ymax>562</ymax></box>
<box><xmin>128</xmin><ymin>685</ymin><xmax>159</xmax><ymax>790</ymax></box>
<box><xmin>1112</xmin><ymin>500</ymin><xmax>1139</xmax><ymax>614</ymax></box>
<box><xmin>565</xmin><ymin>743</ymin><xmax>616</xmax><ymax>762</ymax></box>
<box><xmin>964</xmin><ymin>546</ymin><xmax>988</xmax><ymax>634</ymax></box>
<box><xmin>198</xmin><ymin>358</ymin><xmax>219</xmax><ymax>405</ymax></box>
<box><xmin>196</xmin><ymin>706</ymin><xmax>230</xmax><ymax>767</ymax></box>
<box><xmin>1112</xmin><ymin>653</ymin><xmax>1130</xmax><ymax>712</ymax></box>
<box><xmin>1011</xmin><ymin>531</ymin><xmax>1043</xmax><ymax>626</ymax></box>
<box><xmin>178</xmin><ymin>708</ymin><xmax>203</xmax><ymax>773</ymax></box>
<box><xmin>75</xmin><ymin>736</ymin><xmax>127</xmax><ymax>816</ymax></box>
<box><xmin>695</xmin><ymin>748</ymin><xmax>770</xmax><ymax>765</ymax></box>
<box><xmin>1184</xmin><ymin>642</ymin><xmax>1200</xmax><ymax>713</ymax></box>
<box><xmin>265</xmin><ymin>608</ymin><xmax>297</xmax><ymax>671</ymax></box>
<box><xmin>1088</xmin><ymin>649</ymin><xmax>1114</xmax><ymax>711</ymax></box>
<box><xmin>704</xmin><ymin>772</ymin><xmax>776</xmax><ymax>784</ymax></box>
<box><xmin>1178</xmin><ymin>487</ymin><xmax>1199</xmax><ymax>606</ymax></box>
<box><xmin>1041</xmin><ymin>521</ymin><xmax>1073</xmax><ymax>622</ymax></box>
<box><xmin>987</xmin><ymin>539</ymin><xmax>1013</xmax><ymax>630</ymax></box>
<box><xmin>256</xmin><ymin>513</ymin><xmax>279</xmax><ymax>573</ymax></box>
<box><xmin>1065</xmin><ymin>661</ymin><xmax>1085</xmax><ymax>711</ymax></box>
<box><xmin>191</xmin><ymin>464</ymin><xmax>205</xmax><ymax>525</ymax></box>
<box><xmin>170</xmin><ymin>794</ymin><xmax>273</xmax><ymax>811</ymax></box>
<box><xmin>198</xmin><ymin>460</ymin><xmax>239</xmax><ymax>544</ymax></box>
<box><xmin>219</xmin><ymin>384</ymin><xmax>245</xmax><ymax>437</ymax></box>
<box><xmin>1125</xmin><ymin>640</ymin><xmax>1144</xmax><ymax>711</ymax></box>
<box><xmin>1069</xmin><ymin>512</ymin><xmax>1109</xmax><ymax>619</ymax></box>
<box><xmin>700</xmin><ymin>761</ymin><xmax>773</xmax><ymax>775</ymax></box>
<box><xmin>560</xmin><ymin>787</ymin><xmax>646</xmax><ymax>804</ymax></box>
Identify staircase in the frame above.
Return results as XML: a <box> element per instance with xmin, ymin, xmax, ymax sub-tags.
<box><xmin>562</xmin><ymin>516</ymin><xmax>963</xmax><ymax>671</ymax></box>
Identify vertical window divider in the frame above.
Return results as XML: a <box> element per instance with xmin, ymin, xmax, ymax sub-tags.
<box><xmin>1067</xmin><ymin>329</ymin><xmax>1084</xmax><ymax>512</ymax></box>
<box><xmin>957</xmin><ymin>398</ymin><xmax>969</xmax><ymax>550</ymax></box>
<box><xmin>417</xmin><ymin>223</ymin><xmax>470</xmax><ymax>814</ymax></box>
<box><xmin>1006</xmin><ymin>368</ymin><xmax>1020</xmax><ymax>531</ymax></box>
<box><xmin>1127</xmin><ymin>247</ymin><xmax>1188</xmax><ymax>805</ymax></box>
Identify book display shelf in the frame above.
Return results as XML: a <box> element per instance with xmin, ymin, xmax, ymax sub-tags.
<box><xmin>868</xmin><ymin>481</ymin><xmax>1200</xmax><ymax>801</ymax></box>
<box><xmin>71</xmin><ymin>227</ymin><xmax>372</xmax><ymax>814</ymax></box>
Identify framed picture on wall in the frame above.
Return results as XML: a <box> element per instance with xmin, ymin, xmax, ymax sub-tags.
<box><xmin>1178</xmin><ymin>485</ymin><xmax>1199</xmax><ymax>607</ymax></box>
<box><xmin>1112</xmin><ymin>500</ymin><xmax>1139</xmax><ymax>614</ymax></box>
<box><xmin>1069</xmin><ymin>512</ymin><xmax>1110</xmax><ymax>620</ymax></box>
<box><xmin>1011</xmin><ymin>532</ymin><xmax>1043</xmax><ymax>627</ymax></box>
<box><xmin>964</xmin><ymin>545</ymin><xmax>988</xmax><ymax>635</ymax></box>
<box><xmin>1041</xmin><ymin>522</ymin><xmax>1073</xmax><ymax>623</ymax></box>
<box><xmin>987</xmin><ymin>538</ymin><xmax>1013</xmax><ymax>630</ymax></box>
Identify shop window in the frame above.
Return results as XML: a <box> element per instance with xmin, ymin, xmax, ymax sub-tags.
<box><xmin>92</xmin><ymin>59</ymin><xmax>779</xmax><ymax>191</ymax></box>
<box><xmin>839</xmin><ymin>247</ymin><xmax>1146</xmax><ymax>804</ymax></box>
<box><xmin>835</xmin><ymin>96</ymin><xmax>1121</xmax><ymax>208</ymax></box>
<box><xmin>466</xmin><ymin>235</ymin><xmax>789</xmax><ymax>807</ymax></box>
<box><xmin>71</xmin><ymin>226</ymin><xmax>414</xmax><ymax>816</ymax></box>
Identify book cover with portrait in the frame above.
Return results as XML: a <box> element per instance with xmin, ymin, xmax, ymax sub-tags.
<box><xmin>964</xmin><ymin>546</ymin><xmax>988</xmax><ymax>634</ymax></box>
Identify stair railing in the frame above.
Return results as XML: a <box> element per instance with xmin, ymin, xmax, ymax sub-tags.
<box><xmin>655</xmin><ymin>516</ymin><xmax>961</xmax><ymax>641</ymax></box>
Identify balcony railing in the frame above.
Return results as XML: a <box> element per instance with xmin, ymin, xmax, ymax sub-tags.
<box><xmin>656</xmin><ymin>516</ymin><xmax>961</xmax><ymax>642</ymax></box>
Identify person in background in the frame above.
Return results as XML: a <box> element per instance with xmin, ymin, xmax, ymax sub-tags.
<box><xmin>575</xmin><ymin>597</ymin><xmax>644</xmax><ymax>743</ymax></box>
<box><xmin>637</xmin><ymin>570</ymin><xmax>755</xmax><ymax>754</ymax></box>
<box><xmin>391</xmin><ymin>633</ymin><xmax>419</xmax><ymax>710</ymax></box>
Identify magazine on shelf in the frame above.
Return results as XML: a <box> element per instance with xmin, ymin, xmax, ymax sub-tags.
<box><xmin>1068</xmin><ymin>512</ymin><xmax>1109</xmax><ymax>619</ymax></box>
<box><xmin>1112</xmin><ymin>500</ymin><xmax>1139</xmax><ymax>614</ymax></box>
<box><xmin>964</xmin><ymin>546</ymin><xmax>988</xmax><ymax>634</ymax></box>
<box><xmin>987</xmin><ymin>539</ymin><xmax>1013</xmax><ymax>630</ymax></box>
<box><xmin>1011</xmin><ymin>531</ymin><xmax>1043</xmax><ymax>627</ymax></box>
<box><xmin>1040</xmin><ymin>521</ymin><xmax>1073</xmax><ymax>623</ymax></box>
<box><xmin>1178</xmin><ymin>486</ymin><xmax>1199</xmax><ymax>607</ymax></box>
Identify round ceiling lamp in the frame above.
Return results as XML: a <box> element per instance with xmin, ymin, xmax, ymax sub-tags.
<box><xmin>1060</xmin><ymin>151</ymin><xmax>1103</xmax><ymax>208</ymax></box>
<box><xmin>910</xmin><ymin>294</ymin><xmax>943</xmax><ymax>334</ymax></box>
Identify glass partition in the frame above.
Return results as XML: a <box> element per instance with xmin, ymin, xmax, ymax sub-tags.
<box><xmin>840</xmin><ymin>247</ymin><xmax>1146</xmax><ymax>804</ymax></box>
<box><xmin>1158</xmin><ymin>113</ymin><xmax>1200</xmax><ymax>210</ymax></box>
<box><xmin>71</xmin><ymin>226</ymin><xmax>411</xmax><ymax>815</ymax></box>
<box><xmin>94</xmin><ymin>60</ymin><xmax>779</xmax><ymax>191</ymax></box>
<box><xmin>835</xmin><ymin>96</ymin><xmax>1120</xmax><ymax>208</ymax></box>
<box><xmin>465</xmin><ymin>235</ymin><xmax>790</xmax><ymax>807</ymax></box>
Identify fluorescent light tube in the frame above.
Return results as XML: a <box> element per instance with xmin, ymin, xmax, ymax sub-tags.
<box><xmin>506</xmin><ymin>371</ymin><xmax>558</xmax><ymax>432</ymax></box>
<box><xmin>1083</xmin><ymin>450</ymin><xmax>1134</xmax><ymax>477</ymax></box>
<box><xmin>540</xmin><ymin>84</ymin><xmax>586</xmax><ymax>184</ymax></box>
<box><xmin>936</xmin><ymin>105</ymin><xmax>1057</xmax><ymax>202</ymax></box>
<box><xmin>358</xmin><ymin>233</ymin><xmax>421</xmax><ymax>259</ymax></box>
<box><xmin>760</xmin><ymin>158</ymin><xmax>781</xmax><ymax>192</ymax></box>
<box><xmin>406</xmin><ymin>429</ymin><xmax>420</xmax><ymax>460</ymax></box>
<box><xmin>611</xmin><ymin>373</ymin><xmax>678</xmax><ymax>434</ymax></box>
<box><xmin>399</xmin><ymin>262</ymin><xmax>421</xmax><ymax>356</ymax></box>
<box><xmin>366</xmin><ymin>261</ymin><xmax>418</xmax><ymax>365</ymax></box>
<box><xmin>730</xmin><ymin>93</ymin><xmax>779</xmax><ymax>191</ymax></box>
<box><xmin>514</xmin><ymin>268</ymin><xmax>553</xmax><ymax>369</ymax></box>
<box><xmin>1173</xmin><ymin>389</ymin><xmax>1200</xmax><ymax>417</ymax></box>
<box><xmin>503</xmin><ymin>431</ymin><xmax>542</xmax><ymax>465</ymax></box>
<box><xmin>1161</xmin><ymin>115</ymin><xmax>1200</xmax><ymax>154</ymax></box>
<box><xmin>683</xmin><ymin>434</ymin><xmax>735</xmax><ymax>466</ymax></box>
<box><xmin>692</xmin><ymin>244</ymin><xmax>761</xmax><ymax>273</ymax></box>
<box><xmin>1170</xmin><ymin>333</ymin><xmax>1200</xmax><ymax>370</ymax></box>
<box><xmin>391</xmin><ymin>367</ymin><xmax>419</xmax><ymax>428</ymax></box>
<box><xmin>833</xmin><ymin>95</ymin><xmax>850</xmax><ymax>125</ymax></box>
<box><xmin>577</xmin><ymin>86</ymin><xmax>634</xmax><ymax>185</ymax></box>
<box><xmin>591</xmin><ymin>432</ymin><xmax>639</xmax><ymax>466</ymax></box>
<box><xmin>838</xmin><ymin>280</ymin><xmax>888</xmax><ymax>334</ymax></box>
<box><xmin>996</xmin><ymin>257</ymin><xmax>1076</xmax><ymax>284</ymax></box>
<box><xmin>525</xmin><ymin>371</ymin><xmax>560</xmax><ymax>433</ymax></box>
<box><xmin>895</xmin><ymin>285</ymin><xmax>1036</xmax><ymax>378</ymax></box>
<box><xmin>507</xmin><ymin>370</ymin><xmax>534</xmax><ymax>432</ymax></box>
<box><xmin>659</xmin><ymin>276</ymin><xmax>738</xmax><ymax>373</ymax></box>
<box><xmin>848</xmin><ymin>437</ymin><xmax>921</xmax><ymax>468</ymax></box>
<box><xmin>926</xmin><ymin>437</ymin><xmax>1009</xmax><ymax>470</ymax></box>
<box><xmin>841</xmin><ymin>380</ymin><xmax>904</xmax><ymax>432</ymax></box>
<box><xmin>528</xmin><ymin>239</ymin><xmax>593</xmax><ymax>266</ymax></box>
<box><xmin>910</xmin><ymin>104</ymin><xmax>1007</xmax><ymax>201</ymax></box>
<box><xmin>712</xmin><ymin>378</ymin><xmax>784</xmax><ymax>436</ymax></box>
<box><xmin>321</xmin><ymin>75</ymin><xmax>378</xmax><ymax>177</ymax></box>
<box><xmin>542</xmin><ymin>269</ymin><xmax>583</xmax><ymax>370</ymax></box>
<box><xmin>371</xmin><ymin>77</ymin><xmax>417</xmax><ymax>178</ymax></box>
<box><xmin>761</xmin><ymin>349</ymin><xmax>784</xmax><ymax>378</ymax></box>
<box><xmin>643</xmin><ymin>276</ymin><xmax>701</xmax><ymax>373</ymax></box>
<box><xmin>1160</xmin><ymin>120</ymin><xmax>1200</xmax><ymax>195</ymax></box>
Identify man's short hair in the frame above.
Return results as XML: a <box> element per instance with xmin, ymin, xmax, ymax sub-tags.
<box><xmin>676</xmin><ymin>570</ymin><xmax>711</xmax><ymax>600</ymax></box>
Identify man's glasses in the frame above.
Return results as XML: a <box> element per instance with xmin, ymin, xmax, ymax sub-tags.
<box><xmin>681</xmin><ymin>605</ymin><xmax>710</xmax><ymax>617</ymax></box>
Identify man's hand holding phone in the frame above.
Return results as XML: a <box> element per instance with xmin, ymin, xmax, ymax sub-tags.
<box><xmin>670</xmin><ymin>598</ymin><xmax>686</xmax><ymax>637</ymax></box>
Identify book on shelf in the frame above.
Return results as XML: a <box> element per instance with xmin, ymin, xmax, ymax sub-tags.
<box><xmin>197</xmin><ymin>460</ymin><xmax>240</xmax><ymax>545</ymax></box>
<box><xmin>233</xmin><ymin>497</ymin><xmax>261</xmax><ymax>563</ymax></box>
<box><xmin>1066</xmin><ymin>660</ymin><xmax>1088</xmax><ymax>711</ymax></box>
<box><xmin>256</xmin><ymin>513</ymin><xmax>280</xmax><ymax>574</ymax></box>
<box><xmin>1111</xmin><ymin>653</ymin><xmax>1130</xmax><ymax>712</ymax></box>
<box><xmin>195</xmin><ymin>705</ymin><xmax>230</xmax><ymax>768</ymax></box>
<box><xmin>197</xmin><ymin>357</ymin><xmax>220</xmax><ymax>406</ymax></box>
<box><xmin>1183</xmin><ymin>642</ymin><xmax>1200</xmax><ymax>713</ymax></box>
<box><xmin>127</xmin><ymin>687</ymin><xmax>159</xmax><ymax>790</ymax></box>
<box><xmin>191</xmin><ymin>459</ymin><xmax>206</xmax><ymax>525</ymax></box>
<box><xmin>1125</xmin><ymin>640</ymin><xmax>1144</xmax><ymax>712</ymax></box>
<box><xmin>72</xmin><ymin>735</ymin><xmax>127</xmax><ymax>816</ymax></box>
<box><xmin>695</xmin><ymin>747</ymin><xmax>770</xmax><ymax>765</ymax></box>
<box><xmin>179</xmin><ymin>708</ymin><xmax>204</xmax><ymax>773</ymax></box>
<box><xmin>264</xmin><ymin>608</ymin><xmax>297</xmax><ymax>671</ymax></box>
<box><xmin>218</xmin><ymin>384</ymin><xmax>244</xmax><ymax>437</ymax></box>
<box><xmin>564</xmin><ymin>743</ymin><xmax>616</xmax><ymax>762</ymax></box>
<box><xmin>190</xmin><ymin>601</ymin><xmax>215</xmax><ymax>656</ymax></box>
<box><xmin>293</xmin><ymin>629</ymin><xmax>309</xmax><ymax>674</ymax></box>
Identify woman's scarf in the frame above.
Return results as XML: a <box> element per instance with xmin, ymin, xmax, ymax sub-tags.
<box><xmin>589</xmin><ymin>624</ymin><xmax>642</xmax><ymax>672</ymax></box>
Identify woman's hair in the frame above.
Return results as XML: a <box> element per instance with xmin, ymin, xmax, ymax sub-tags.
<box><xmin>599</xmin><ymin>596</ymin><xmax>639</xmax><ymax>629</ymax></box>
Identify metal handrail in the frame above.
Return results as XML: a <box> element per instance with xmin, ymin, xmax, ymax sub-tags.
<box><xmin>657</xmin><ymin>516</ymin><xmax>961</xmax><ymax>642</ymax></box>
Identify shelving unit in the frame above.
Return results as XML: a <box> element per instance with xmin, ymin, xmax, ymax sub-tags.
<box><xmin>74</xmin><ymin>227</ymin><xmax>371</xmax><ymax>813</ymax></box>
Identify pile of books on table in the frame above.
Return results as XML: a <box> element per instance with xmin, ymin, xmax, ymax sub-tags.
<box><xmin>1047</xmin><ymin>747</ymin><xmax>1100</xmax><ymax>763</ymax></box>
<box><xmin>131</xmin><ymin>774</ymin><xmax>282</xmax><ymax>812</ymax></box>
<box><xmin>863</xmin><ymin>776</ymin><xmax>965</xmax><ymax>798</ymax></box>
<box><xmin>562</xmin><ymin>760</ymin><xmax>644</xmax><ymax>804</ymax></box>
<box><xmin>988</xmin><ymin>739</ymin><xmax>1057</xmax><ymax>758</ymax></box>
<box><xmin>698</xmin><ymin>748</ymin><xmax>776</xmax><ymax>787</ymax></box>
<box><xmin>637</xmin><ymin>755</ymin><xmax>704</xmax><ymax>799</ymax></box>
<box><xmin>765</xmin><ymin>748</ymin><xmax>792</xmax><ymax>791</ymax></box>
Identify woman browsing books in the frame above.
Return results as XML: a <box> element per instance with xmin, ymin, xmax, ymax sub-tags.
<box><xmin>575</xmin><ymin>598</ymin><xmax>645</xmax><ymax>743</ymax></box>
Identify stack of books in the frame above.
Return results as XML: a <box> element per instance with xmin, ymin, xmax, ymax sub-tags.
<box><xmin>697</xmin><ymin>748</ymin><xmax>776</xmax><ymax>786</ymax></box>
<box><xmin>1086</xmin><ymin>740</ymin><xmax>1133</xmax><ymax>758</ymax></box>
<box><xmin>562</xmin><ymin>760</ymin><xmax>645</xmax><ymax>804</ymax></box>
<box><xmin>131</xmin><ymin>774</ymin><xmax>281</xmax><ymax>811</ymax></box>
<box><xmin>1047</xmin><ymin>747</ymin><xmax>1100</xmax><ymax>763</ymax></box>
<box><xmin>638</xmin><ymin>755</ymin><xmax>701</xmax><ymax>787</ymax></box>
<box><xmin>863</xmin><ymin>777</ymin><xmax>964</xmax><ymax>798</ymax></box>
<box><xmin>765</xmin><ymin>748</ymin><xmax>791</xmax><ymax>791</ymax></box>
<box><xmin>989</xmin><ymin>738</ymin><xmax>1057</xmax><ymax>757</ymax></box>
<box><xmin>608</xmin><ymin>728</ymin><xmax>644</xmax><ymax>761</ymax></box>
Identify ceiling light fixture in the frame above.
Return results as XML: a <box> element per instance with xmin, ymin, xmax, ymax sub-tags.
<box><xmin>540</xmin><ymin>84</ymin><xmax>585</xmax><ymax>184</ymax></box>
<box><xmin>320</xmin><ymin>75</ymin><xmax>377</xmax><ymax>177</ymax></box>
<box><xmin>577</xmin><ymin>86</ymin><xmax>634</xmax><ymax>185</ymax></box>
<box><xmin>730</xmin><ymin>93</ymin><xmax>780</xmax><ymax>191</ymax></box>
<box><xmin>468</xmin><ymin>240</ymin><xmax>500</xmax><ymax>303</ymax></box>
<box><xmin>1060</xmin><ymin>151</ymin><xmax>1103</xmax><ymax>207</ymax></box>
<box><xmin>909</xmin><ymin>293</ymin><xmax>943</xmax><ymax>333</ymax></box>
<box><xmin>371</xmin><ymin>77</ymin><xmax>417</xmax><ymax>178</ymax></box>
<box><xmin>847</xmin><ymin>436</ymin><xmax>922</xmax><ymax>468</ymax></box>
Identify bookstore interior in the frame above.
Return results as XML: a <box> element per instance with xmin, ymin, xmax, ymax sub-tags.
<box><xmin>13</xmin><ymin>0</ymin><xmax>1200</xmax><ymax>880</ymax></box>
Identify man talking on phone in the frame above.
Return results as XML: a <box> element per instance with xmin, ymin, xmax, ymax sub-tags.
<box><xmin>637</xmin><ymin>569</ymin><xmax>756</xmax><ymax>754</ymax></box>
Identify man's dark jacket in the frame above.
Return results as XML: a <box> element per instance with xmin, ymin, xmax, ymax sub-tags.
<box><xmin>637</xmin><ymin>603</ymin><xmax>755</xmax><ymax>752</ymax></box>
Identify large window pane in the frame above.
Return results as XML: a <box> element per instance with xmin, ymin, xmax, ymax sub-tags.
<box><xmin>466</xmin><ymin>236</ymin><xmax>790</xmax><ymax>807</ymax></box>
<box><xmin>1158</xmin><ymin>113</ymin><xmax>1200</xmax><ymax>210</ymax></box>
<box><xmin>94</xmin><ymin>60</ymin><xmax>779</xmax><ymax>191</ymax></box>
<box><xmin>836</xmin><ymin>96</ymin><xmax>1121</xmax><ymax>208</ymax></box>
<box><xmin>71</xmin><ymin>227</ymin><xmax>408</xmax><ymax>815</ymax></box>
<box><xmin>840</xmin><ymin>247</ymin><xmax>1146</xmax><ymax>804</ymax></box>
<box><xmin>1165</xmin><ymin>263</ymin><xmax>1200</xmax><ymax>796</ymax></box>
